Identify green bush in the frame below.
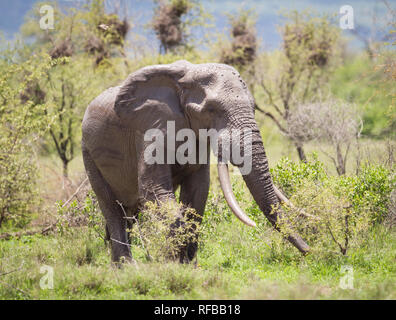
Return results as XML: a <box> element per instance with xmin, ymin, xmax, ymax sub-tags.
<box><xmin>271</xmin><ymin>153</ymin><xmax>327</xmax><ymax>197</ymax></box>
<box><xmin>0</xmin><ymin>52</ymin><xmax>54</xmax><ymax>228</ymax></box>
<box><xmin>56</xmin><ymin>190</ymin><xmax>104</xmax><ymax>237</ymax></box>
<box><xmin>337</xmin><ymin>164</ymin><xmax>395</xmax><ymax>223</ymax></box>
<box><xmin>272</xmin><ymin>155</ymin><xmax>394</xmax><ymax>223</ymax></box>
<box><xmin>270</xmin><ymin>155</ymin><xmax>394</xmax><ymax>255</ymax></box>
<box><xmin>279</xmin><ymin>179</ymin><xmax>371</xmax><ymax>256</ymax></box>
<box><xmin>130</xmin><ymin>201</ymin><xmax>200</xmax><ymax>262</ymax></box>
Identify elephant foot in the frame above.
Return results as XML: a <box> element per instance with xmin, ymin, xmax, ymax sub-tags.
<box><xmin>177</xmin><ymin>242</ymin><xmax>198</xmax><ymax>264</ymax></box>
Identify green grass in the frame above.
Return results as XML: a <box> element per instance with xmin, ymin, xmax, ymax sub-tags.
<box><xmin>1</xmin><ymin>198</ymin><xmax>395</xmax><ymax>300</ymax></box>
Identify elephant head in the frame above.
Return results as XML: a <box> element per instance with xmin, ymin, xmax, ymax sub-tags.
<box><xmin>114</xmin><ymin>60</ymin><xmax>310</xmax><ymax>254</ymax></box>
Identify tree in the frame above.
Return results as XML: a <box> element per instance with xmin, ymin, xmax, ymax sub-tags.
<box><xmin>220</xmin><ymin>9</ymin><xmax>257</xmax><ymax>72</ymax></box>
<box><xmin>151</xmin><ymin>0</ymin><xmax>209</xmax><ymax>54</ymax></box>
<box><xmin>44</xmin><ymin>57</ymin><xmax>108</xmax><ymax>177</ymax></box>
<box><xmin>287</xmin><ymin>99</ymin><xmax>363</xmax><ymax>175</ymax></box>
<box><xmin>379</xmin><ymin>1</ymin><xmax>396</xmax><ymax>139</ymax></box>
<box><xmin>20</xmin><ymin>1</ymin><xmax>127</xmax><ymax>178</ymax></box>
<box><xmin>352</xmin><ymin>0</ymin><xmax>395</xmax><ymax>60</ymax></box>
<box><xmin>21</xmin><ymin>0</ymin><xmax>131</xmax><ymax>66</ymax></box>
<box><xmin>218</xmin><ymin>9</ymin><xmax>266</xmax><ymax>117</ymax></box>
<box><xmin>82</xmin><ymin>0</ymin><xmax>130</xmax><ymax>66</ymax></box>
<box><xmin>255</xmin><ymin>11</ymin><xmax>340</xmax><ymax>161</ymax></box>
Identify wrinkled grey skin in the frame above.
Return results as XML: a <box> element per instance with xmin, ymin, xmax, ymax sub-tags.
<box><xmin>82</xmin><ymin>60</ymin><xmax>309</xmax><ymax>263</ymax></box>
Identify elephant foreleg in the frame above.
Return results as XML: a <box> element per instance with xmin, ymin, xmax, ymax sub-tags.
<box><xmin>135</xmin><ymin>136</ymin><xmax>186</xmax><ymax>261</ymax></box>
<box><xmin>179</xmin><ymin>164</ymin><xmax>210</xmax><ymax>263</ymax></box>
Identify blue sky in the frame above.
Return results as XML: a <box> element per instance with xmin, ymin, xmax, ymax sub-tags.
<box><xmin>0</xmin><ymin>0</ymin><xmax>392</xmax><ymax>50</ymax></box>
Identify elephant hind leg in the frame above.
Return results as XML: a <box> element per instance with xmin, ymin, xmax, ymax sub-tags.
<box><xmin>82</xmin><ymin>147</ymin><xmax>132</xmax><ymax>264</ymax></box>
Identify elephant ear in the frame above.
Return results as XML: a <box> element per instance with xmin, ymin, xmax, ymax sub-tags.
<box><xmin>114</xmin><ymin>60</ymin><xmax>192</xmax><ymax>124</ymax></box>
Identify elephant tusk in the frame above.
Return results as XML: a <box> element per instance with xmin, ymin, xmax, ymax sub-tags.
<box><xmin>217</xmin><ymin>163</ymin><xmax>256</xmax><ymax>227</ymax></box>
<box><xmin>273</xmin><ymin>185</ymin><xmax>318</xmax><ymax>220</ymax></box>
<box><xmin>273</xmin><ymin>185</ymin><xmax>291</xmax><ymax>204</ymax></box>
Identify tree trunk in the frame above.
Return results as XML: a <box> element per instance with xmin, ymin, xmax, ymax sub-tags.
<box><xmin>62</xmin><ymin>160</ymin><xmax>69</xmax><ymax>178</ymax></box>
<box><xmin>336</xmin><ymin>144</ymin><xmax>346</xmax><ymax>175</ymax></box>
<box><xmin>295</xmin><ymin>143</ymin><xmax>307</xmax><ymax>162</ymax></box>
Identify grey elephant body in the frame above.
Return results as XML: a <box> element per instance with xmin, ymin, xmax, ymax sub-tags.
<box><xmin>83</xmin><ymin>85</ymin><xmax>202</xmax><ymax>210</ymax></box>
<box><xmin>82</xmin><ymin>60</ymin><xmax>309</xmax><ymax>263</ymax></box>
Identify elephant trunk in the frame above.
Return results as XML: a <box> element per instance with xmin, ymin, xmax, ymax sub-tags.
<box><xmin>216</xmin><ymin>120</ymin><xmax>310</xmax><ymax>255</ymax></box>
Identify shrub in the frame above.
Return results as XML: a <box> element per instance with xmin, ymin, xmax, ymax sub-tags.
<box><xmin>272</xmin><ymin>155</ymin><xmax>394</xmax><ymax>223</ymax></box>
<box><xmin>56</xmin><ymin>191</ymin><xmax>202</xmax><ymax>263</ymax></box>
<box><xmin>0</xmin><ymin>52</ymin><xmax>54</xmax><ymax>228</ymax></box>
<box><xmin>278</xmin><ymin>180</ymin><xmax>371</xmax><ymax>256</ymax></box>
<box><xmin>339</xmin><ymin>164</ymin><xmax>395</xmax><ymax>223</ymax></box>
<box><xmin>129</xmin><ymin>200</ymin><xmax>200</xmax><ymax>262</ymax></box>
<box><xmin>271</xmin><ymin>153</ymin><xmax>327</xmax><ymax>197</ymax></box>
<box><xmin>56</xmin><ymin>190</ymin><xmax>104</xmax><ymax>238</ymax></box>
<box><xmin>272</xmin><ymin>156</ymin><xmax>395</xmax><ymax>255</ymax></box>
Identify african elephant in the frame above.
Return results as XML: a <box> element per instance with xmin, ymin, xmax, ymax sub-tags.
<box><xmin>82</xmin><ymin>60</ymin><xmax>309</xmax><ymax>263</ymax></box>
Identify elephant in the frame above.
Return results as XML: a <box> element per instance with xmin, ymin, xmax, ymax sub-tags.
<box><xmin>82</xmin><ymin>60</ymin><xmax>310</xmax><ymax>263</ymax></box>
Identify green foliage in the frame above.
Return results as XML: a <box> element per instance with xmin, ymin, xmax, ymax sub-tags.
<box><xmin>130</xmin><ymin>201</ymin><xmax>200</xmax><ymax>262</ymax></box>
<box><xmin>1</xmin><ymin>155</ymin><xmax>395</xmax><ymax>299</ymax></box>
<box><xmin>279</xmin><ymin>180</ymin><xmax>371</xmax><ymax>256</ymax></box>
<box><xmin>271</xmin><ymin>153</ymin><xmax>327</xmax><ymax>197</ymax></box>
<box><xmin>42</xmin><ymin>55</ymin><xmax>116</xmax><ymax>176</ymax></box>
<box><xmin>272</xmin><ymin>156</ymin><xmax>394</xmax><ymax>256</ymax></box>
<box><xmin>18</xmin><ymin>1</ymin><xmax>129</xmax><ymax>176</ymax></box>
<box><xmin>1</xmin><ymin>202</ymin><xmax>395</xmax><ymax>299</ymax></box>
<box><xmin>272</xmin><ymin>155</ymin><xmax>394</xmax><ymax>224</ymax></box>
<box><xmin>0</xmin><ymin>1</ymin><xmax>395</xmax><ymax>300</ymax></box>
<box><xmin>338</xmin><ymin>164</ymin><xmax>395</xmax><ymax>223</ymax></box>
<box><xmin>56</xmin><ymin>190</ymin><xmax>104</xmax><ymax>238</ymax></box>
<box><xmin>0</xmin><ymin>52</ymin><xmax>54</xmax><ymax>228</ymax></box>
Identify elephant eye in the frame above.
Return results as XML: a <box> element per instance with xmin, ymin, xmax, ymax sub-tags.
<box><xmin>205</xmin><ymin>104</ymin><xmax>216</xmax><ymax>113</ymax></box>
